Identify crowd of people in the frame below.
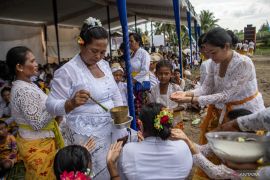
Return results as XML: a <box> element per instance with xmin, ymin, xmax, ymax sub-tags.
<box><xmin>0</xmin><ymin>16</ymin><xmax>269</xmax><ymax>180</ymax></box>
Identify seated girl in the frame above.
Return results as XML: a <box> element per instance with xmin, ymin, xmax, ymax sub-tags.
<box><xmin>119</xmin><ymin>103</ymin><xmax>193</xmax><ymax>180</ymax></box>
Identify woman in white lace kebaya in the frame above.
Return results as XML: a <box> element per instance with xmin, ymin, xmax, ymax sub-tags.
<box><xmin>170</xmin><ymin>27</ymin><xmax>265</xmax><ymax>179</ymax></box>
<box><xmin>46</xmin><ymin>17</ymin><xmax>125</xmax><ymax>180</ymax></box>
<box><xmin>6</xmin><ymin>46</ymin><xmax>61</xmax><ymax>179</ymax></box>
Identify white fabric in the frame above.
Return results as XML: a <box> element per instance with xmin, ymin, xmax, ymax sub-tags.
<box><xmin>46</xmin><ymin>54</ymin><xmax>123</xmax><ymax>137</ymax></box>
<box><xmin>192</xmin><ymin>51</ymin><xmax>265</xmax><ymax>113</ymax></box>
<box><xmin>248</xmin><ymin>41</ymin><xmax>255</xmax><ymax>49</ymax></box>
<box><xmin>236</xmin><ymin>42</ymin><xmax>242</xmax><ymax>50</ymax></box>
<box><xmin>199</xmin><ymin>59</ymin><xmax>211</xmax><ymax>85</ymax></box>
<box><xmin>0</xmin><ymin>101</ymin><xmax>11</xmax><ymax>118</ymax></box>
<box><xmin>117</xmin><ymin>82</ymin><xmax>128</xmax><ymax>106</ymax></box>
<box><xmin>119</xmin><ymin>137</ymin><xmax>193</xmax><ymax>180</ymax></box>
<box><xmin>149</xmin><ymin>71</ymin><xmax>159</xmax><ymax>88</ymax></box>
<box><xmin>242</xmin><ymin>43</ymin><xmax>249</xmax><ymax>51</ymax></box>
<box><xmin>148</xmin><ymin>83</ymin><xmax>184</xmax><ymax>109</ymax></box>
<box><xmin>130</xmin><ymin>48</ymin><xmax>150</xmax><ymax>83</ymax></box>
<box><xmin>11</xmin><ymin>80</ymin><xmax>54</xmax><ymax>140</ymax></box>
<box><xmin>193</xmin><ymin>144</ymin><xmax>237</xmax><ymax>179</ymax></box>
<box><xmin>237</xmin><ymin>107</ymin><xmax>270</xmax><ymax>132</ymax></box>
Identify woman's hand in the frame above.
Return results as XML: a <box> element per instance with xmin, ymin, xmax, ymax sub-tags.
<box><xmin>65</xmin><ymin>90</ymin><xmax>90</xmax><ymax>113</ymax></box>
<box><xmin>170</xmin><ymin>91</ymin><xmax>190</xmax><ymax>103</ymax></box>
<box><xmin>219</xmin><ymin>120</ymin><xmax>241</xmax><ymax>132</ymax></box>
<box><xmin>137</xmin><ymin>131</ymin><xmax>144</xmax><ymax>142</ymax></box>
<box><xmin>170</xmin><ymin>128</ymin><xmax>189</xmax><ymax>141</ymax></box>
<box><xmin>84</xmin><ymin>137</ymin><xmax>95</xmax><ymax>152</ymax></box>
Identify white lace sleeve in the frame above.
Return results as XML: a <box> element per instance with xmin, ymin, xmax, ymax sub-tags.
<box><xmin>14</xmin><ymin>87</ymin><xmax>53</xmax><ymax>130</ymax></box>
<box><xmin>193</xmin><ymin>153</ymin><xmax>238</xmax><ymax>179</ymax></box>
<box><xmin>192</xmin><ymin>62</ymin><xmax>215</xmax><ymax>96</ymax></box>
<box><xmin>198</xmin><ymin>60</ymin><xmax>253</xmax><ymax>107</ymax></box>
<box><xmin>237</xmin><ymin>107</ymin><xmax>270</xmax><ymax>131</ymax></box>
<box><xmin>195</xmin><ymin>143</ymin><xmax>213</xmax><ymax>156</ymax></box>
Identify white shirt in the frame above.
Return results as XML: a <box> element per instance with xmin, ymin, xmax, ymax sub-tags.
<box><xmin>149</xmin><ymin>72</ymin><xmax>159</xmax><ymax>88</ymax></box>
<box><xmin>117</xmin><ymin>81</ymin><xmax>128</xmax><ymax>106</ymax></box>
<box><xmin>119</xmin><ymin>137</ymin><xmax>193</xmax><ymax>180</ymax></box>
<box><xmin>46</xmin><ymin>54</ymin><xmax>123</xmax><ymax>137</ymax></box>
<box><xmin>248</xmin><ymin>41</ymin><xmax>255</xmax><ymax>49</ymax></box>
<box><xmin>199</xmin><ymin>59</ymin><xmax>211</xmax><ymax>85</ymax></box>
<box><xmin>242</xmin><ymin>43</ymin><xmax>249</xmax><ymax>51</ymax></box>
<box><xmin>148</xmin><ymin>83</ymin><xmax>183</xmax><ymax>109</ymax></box>
<box><xmin>11</xmin><ymin>80</ymin><xmax>54</xmax><ymax>140</ymax></box>
<box><xmin>130</xmin><ymin>48</ymin><xmax>150</xmax><ymax>83</ymax></box>
<box><xmin>192</xmin><ymin>51</ymin><xmax>265</xmax><ymax>122</ymax></box>
<box><xmin>0</xmin><ymin>101</ymin><xmax>11</xmax><ymax>118</ymax></box>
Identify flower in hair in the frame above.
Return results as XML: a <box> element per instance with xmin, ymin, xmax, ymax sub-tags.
<box><xmin>84</xmin><ymin>17</ymin><xmax>102</xmax><ymax>27</ymax></box>
<box><xmin>60</xmin><ymin>170</ymin><xmax>91</xmax><ymax>180</ymax></box>
<box><xmin>77</xmin><ymin>36</ymin><xmax>85</xmax><ymax>46</ymax></box>
<box><xmin>154</xmin><ymin>110</ymin><xmax>173</xmax><ymax>131</ymax></box>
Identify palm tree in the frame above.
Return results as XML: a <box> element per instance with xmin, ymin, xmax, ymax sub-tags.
<box><xmin>154</xmin><ymin>22</ymin><xmax>178</xmax><ymax>44</ymax></box>
<box><xmin>200</xmin><ymin>10</ymin><xmax>219</xmax><ymax>33</ymax></box>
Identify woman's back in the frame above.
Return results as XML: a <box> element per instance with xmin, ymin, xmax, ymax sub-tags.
<box><xmin>120</xmin><ymin>137</ymin><xmax>193</xmax><ymax>180</ymax></box>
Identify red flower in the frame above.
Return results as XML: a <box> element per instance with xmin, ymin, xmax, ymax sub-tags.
<box><xmin>160</xmin><ymin>115</ymin><xmax>169</xmax><ymax>124</ymax></box>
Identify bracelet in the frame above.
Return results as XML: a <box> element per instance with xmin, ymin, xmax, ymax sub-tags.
<box><xmin>111</xmin><ymin>175</ymin><xmax>120</xmax><ymax>179</ymax></box>
<box><xmin>191</xmin><ymin>95</ymin><xmax>194</xmax><ymax>104</ymax></box>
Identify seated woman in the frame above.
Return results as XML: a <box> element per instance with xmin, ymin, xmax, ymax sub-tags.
<box><xmin>119</xmin><ymin>103</ymin><xmax>193</xmax><ymax>180</ymax></box>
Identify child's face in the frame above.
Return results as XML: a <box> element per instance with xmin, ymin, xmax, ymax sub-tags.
<box><xmin>0</xmin><ymin>124</ymin><xmax>8</xmax><ymax>138</ymax></box>
<box><xmin>156</xmin><ymin>67</ymin><xmax>172</xmax><ymax>85</ymax></box>
<box><xmin>113</xmin><ymin>70</ymin><xmax>124</xmax><ymax>83</ymax></box>
<box><xmin>2</xmin><ymin>90</ymin><xmax>11</xmax><ymax>103</ymax></box>
<box><xmin>174</xmin><ymin>71</ymin><xmax>180</xmax><ymax>79</ymax></box>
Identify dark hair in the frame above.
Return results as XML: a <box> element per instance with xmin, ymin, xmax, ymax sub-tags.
<box><xmin>227</xmin><ymin>108</ymin><xmax>252</xmax><ymax>120</ymax></box>
<box><xmin>203</xmin><ymin>27</ymin><xmax>235</xmax><ymax>49</ymax></box>
<box><xmin>139</xmin><ymin>103</ymin><xmax>172</xmax><ymax>140</ymax></box>
<box><xmin>0</xmin><ymin>120</ymin><xmax>8</xmax><ymax>128</ymax></box>
<box><xmin>54</xmin><ymin>145</ymin><xmax>91</xmax><ymax>180</ymax></box>
<box><xmin>129</xmin><ymin>33</ymin><xmax>143</xmax><ymax>46</ymax></box>
<box><xmin>0</xmin><ymin>61</ymin><xmax>12</xmax><ymax>81</ymax></box>
<box><xmin>80</xmin><ymin>23</ymin><xmax>108</xmax><ymax>46</ymax></box>
<box><xmin>6</xmin><ymin>46</ymin><xmax>32</xmax><ymax>77</ymax></box>
<box><xmin>226</xmin><ymin>30</ymin><xmax>239</xmax><ymax>48</ymax></box>
<box><xmin>198</xmin><ymin>33</ymin><xmax>206</xmax><ymax>48</ymax></box>
<box><xmin>174</xmin><ymin>68</ymin><xmax>180</xmax><ymax>73</ymax></box>
<box><xmin>1</xmin><ymin>87</ymin><xmax>11</xmax><ymax>97</ymax></box>
<box><xmin>156</xmin><ymin>60</ymin><xmax>173</xmax><ymax>73</ymax></box>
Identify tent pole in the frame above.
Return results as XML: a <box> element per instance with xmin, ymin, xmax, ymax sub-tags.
<box><xmin>151</xmin><ymin>21</ymin><xmax>154</xmax><ymax>47</ymax></box>
<box><xmin>52</xmin><ymin>0</ymin><xmax>61</xmax><ymax>64</ymax></box>
<box><xmin>172</xmin><ymin>0</ymin><xmax>183</xmax><ymax>78</ymax></box>
<box><xmin>187</xmin><ymin>11</ymin><xmax>193</xmax><ymax>68</ymax></box>
<box><xmin>135</xmin><ymin>15</ymin><xmax>137</xmax><ymax>33</ymax></box>
<box><xmin>116</xmin><ymin>0</ymin><xmax>136</xmax><ymax>130</ymax></box>
<box><xmin>194</xmin><ymin>20</ymin><xmax>198</xmax><ymax>61</ymax></box>
<box><xmin>107</xmin><ymin>5</ymin><xmax>112</xmax><ymax>57</ymax></box>
<box><xmin>43</xmin><ymin>25</ymin><xmax>49</xmax><ymax>64</ymax></box>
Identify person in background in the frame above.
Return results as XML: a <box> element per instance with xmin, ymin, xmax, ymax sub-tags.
<box><xmin>173</xmin><ymin>69</ymin><xmax>185</xmax><ymax>90</ymax></box>
<box><xmin>0</xmin><ymin>120</ymin><xmax>17</xmax><ymax>178</ymax></box>
<box><xmin>111</xmin><ymin>63</ymin><xmax>128</xmax><ymax>106</ymax></box>
<box><xmin>149</xmin><ymin>53</ymin><xmax>160</xmax><ymax>89</ymax></box>
<box><xmin>248</xmin><ymin>40</ymin><xmax>255</xmax><ymax>56</ymax></box>
<box><xmin>129</xmin><ymin>33</ymin><xmax>151</xmax><ymax>115</ymax></box>
<box><xmin>0</xmin><ymin>87</ymin><xmax>11</xmax><ymax>118</ymax></box>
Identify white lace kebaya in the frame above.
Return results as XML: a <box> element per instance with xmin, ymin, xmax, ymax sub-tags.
<box><xmin>192</xmin><ymin>51</ymin><xmax>265</xmax><ymax>122</ymax></box>
<box><xmin>11</xmin><ymin>80</ymin><xmax>54</xmax><ymax>140</ymax></box>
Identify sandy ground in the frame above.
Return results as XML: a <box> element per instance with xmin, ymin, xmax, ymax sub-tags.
<box><xmin>183</xmin><ymin>55</ymin><xmax>270</xmax><ymax>144</ymax></box>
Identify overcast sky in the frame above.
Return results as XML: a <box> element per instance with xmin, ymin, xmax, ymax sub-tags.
<box><xmin>189</xmin><ymin>0</ymin><xmax>270</xmax><ymax>31</ymax></box>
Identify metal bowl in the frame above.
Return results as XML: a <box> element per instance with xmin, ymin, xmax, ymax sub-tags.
<box><xmin>113</xmin><ymin>116</ymin><xmax>133</xmax><ymax>129</ymax></box>
<box><xmin>206</xmin><ymin>132</ymin><xmax>268</xmax><ymax>163</ymax></box>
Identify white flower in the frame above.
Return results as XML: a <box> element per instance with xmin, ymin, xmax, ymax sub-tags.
<box><xmin>84</xmin><ymin>17</ymin><xmax>102</xmax><ymax>27</ymax></box>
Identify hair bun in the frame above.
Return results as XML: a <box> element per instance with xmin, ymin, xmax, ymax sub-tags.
<box><xmin>226</xmin><ymin>30</ymin><xmax>238</xmax><ymax>46</ymax></box>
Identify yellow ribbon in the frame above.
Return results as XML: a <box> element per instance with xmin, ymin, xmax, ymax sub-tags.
<box><xmin>19</xmin><ymin>119</ymin><xmax>64</xmax><ymax>149</ymax></box>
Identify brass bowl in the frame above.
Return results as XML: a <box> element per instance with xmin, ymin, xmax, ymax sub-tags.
<box><xmin>114</xmin><ymin>116</ymin><xmax>133</xmax><ymax>129</ymax></box>
<box><xmin>110</xmin><ymin>106</ymin><xmax>129</xmax><ymax>124</ymax></box>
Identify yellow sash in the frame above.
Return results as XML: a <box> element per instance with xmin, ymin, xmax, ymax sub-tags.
<box><xmin>132</xmin><ymin>72</ymin><xmax>138</xmax><ymax>77</ymax></box>
<box><xmin>19</xmin><ymin>120</ymin><xmax>64</xmax><ymax>149</ymax></box>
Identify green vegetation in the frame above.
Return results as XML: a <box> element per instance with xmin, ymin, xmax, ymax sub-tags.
<box><xmin>199</xmin><ymin>10</ymin><xmax>219</xmax><ymax>33</ymax></box>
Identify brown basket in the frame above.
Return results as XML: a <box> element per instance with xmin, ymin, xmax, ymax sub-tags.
<box><xmin>110</xmin><ymin>106</ymin><xmax>129</xmax><ymax>124</ymax></box>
